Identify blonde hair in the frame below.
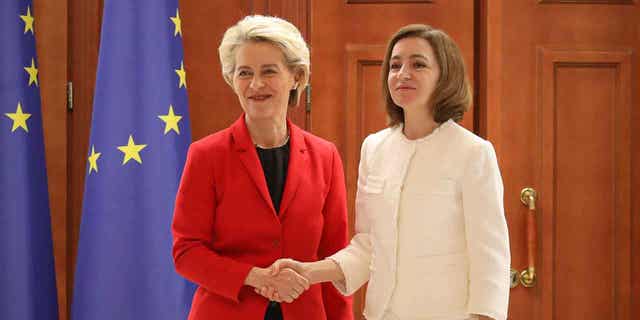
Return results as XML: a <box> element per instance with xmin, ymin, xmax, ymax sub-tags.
<box><xmin>218</xmin><ymin>15</ymin><xmax>310</xmax><ymax>106</ymax></box>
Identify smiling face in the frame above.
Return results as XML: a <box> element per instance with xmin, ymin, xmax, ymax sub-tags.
<box><xmin>232</xmin><ymin>41</ymin><xmax>298</xmax><ymax>123</ymax></box>
<box><xmin>387</xmin><ymin>37</ymin><xmax>441</xmax><ymax>113</ymax></box>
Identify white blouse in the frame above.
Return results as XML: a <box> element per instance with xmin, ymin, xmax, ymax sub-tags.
<box><xmin>330</xmin><ymin>120</ymin><xmax>510</xmax><ymax>320</ymax></box>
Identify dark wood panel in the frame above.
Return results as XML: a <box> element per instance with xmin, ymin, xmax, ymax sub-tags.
<box><xmin>554</xmin><ymin>65</ymin><xmax>616</xmax><ymax>319</ymax></box>
<box><xmin>181</xmin><ymin>0</ymin><xmax>310</xmax><ymax>142</ymax></box>
<box><xmin>539</xmin><ymin>48</ymin><xmax>633</xmax><ymax>320</ymax></box>
<box><xmin>266</xmin><ymin>0</ymin><xmax>311</xmax><ymax>128</ymax></box>
<box><xmin>180</xmin><ymin>0</ymin><xmax>251</xmax><ymax>141</ymax></box>
<box><xmin>344</xmin><ymin>45</ymin><xmax>386</xmax><ymax>315</ymax></box>
<box><xmin>34</xmin><ymin>1</ymin><xmax>68</xmax><ymax>319</ymax></box>
<box><xmin>489</xmin><ymin>0</ymin><xmax>640</xmax><ymax>317</ymax></box>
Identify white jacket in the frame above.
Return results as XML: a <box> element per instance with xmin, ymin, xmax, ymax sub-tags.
<box><xmin>330</xmin><ymin>120</ymin><xmax>510</xmax><ymax>320</ymax></box>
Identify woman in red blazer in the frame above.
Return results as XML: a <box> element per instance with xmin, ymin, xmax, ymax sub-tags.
<box><xmin>171</xmin><ymin>15</ymin><xmax>353</xmax><ymax>320</ymax></box>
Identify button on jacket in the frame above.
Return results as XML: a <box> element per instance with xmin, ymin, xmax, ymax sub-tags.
<box><xmin>330</xmin><ymin>120</ymin><xmax>510</xmax><ymax>320</ymax></box>
<box><xmin>172</xmin><ymin>115</ymin><xmax>353</xmax><ymax>320</ymax></box>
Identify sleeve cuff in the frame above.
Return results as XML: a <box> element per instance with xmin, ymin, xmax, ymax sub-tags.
<box><xmin>327</xmin><ymin>249</ymin><xmax>370</xmax><ymax>295</ymax></box>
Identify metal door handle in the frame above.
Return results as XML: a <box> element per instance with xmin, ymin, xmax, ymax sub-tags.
<box><xmin>519</xmin><ymin>187</ymin><xmax>537</xmax><ymax>287</ymax></box>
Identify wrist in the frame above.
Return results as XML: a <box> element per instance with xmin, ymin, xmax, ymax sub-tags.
<box><xmin>307</xmin><ymin>259</ymin><xmax>343</xmax><ymax>284</ymax></box>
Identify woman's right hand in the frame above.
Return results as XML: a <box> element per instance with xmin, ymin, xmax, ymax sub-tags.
<box><xmin>246</xmin><ymin>266</ymin><xmax>309</xmax><ymax>303</ymax></box>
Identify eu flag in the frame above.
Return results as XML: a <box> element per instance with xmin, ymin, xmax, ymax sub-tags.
<box><xmin>72</xmin><ymin>1</ymin><xmax>196</xmax><ymax>319</ymax></box>
<box><xmin>0</xmin><ymin>1</ymin><xmax>59</xmax><ymax>319</ymax></box>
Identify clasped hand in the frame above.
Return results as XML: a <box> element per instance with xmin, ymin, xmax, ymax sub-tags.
<box><xmin>252</xmin><ymin>258</ymin><xmax>309</xmax><ymax>303</ymax></box>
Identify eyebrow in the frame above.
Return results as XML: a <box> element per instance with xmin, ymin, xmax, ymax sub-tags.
<box><xmin>390</xmin><ymin>54</ymin><xmax>430</xmax><ymax>60</ymax></box>
<box><xmin>236</xmin><ymin>64</ymin><xmax>281</xmax><ymax>70</ymax></box>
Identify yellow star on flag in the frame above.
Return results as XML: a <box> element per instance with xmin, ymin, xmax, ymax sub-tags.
<box><xmin>117</xmin><ymin>135</ymin><xmax>147</xmax><ymax>165</ymax></box>
<box><xmin>20</xmin><ymin>6</ymin><xmax>35</xmax><ymax>34</ymax></box>
<box><xmin>5</xmin><ymin>102</ymin><xmax>31</xmax><ymax>133</ymax></box>
<box><xmin>87</xmin><ymin>145</ymin><xmax>101</xmax><ymax>174</ymax></box>
<box><xmin>170</xmin><ymin>9</ymin><xmax>182</xmax><ymax>37</ymax></box>
<box><xmin>24</xmin><ymin>58</ymin><xmax>38</xmax><ymax>87</ymax></box>
<box><xmin>158</xmin><ymin>105</ymin><xmax>182</xmax><ymax>134</ymax></box>
<box><xmin>175</xmin><ymin>61</ymin><xmax>187</xmax><ymax>88</ymax></box>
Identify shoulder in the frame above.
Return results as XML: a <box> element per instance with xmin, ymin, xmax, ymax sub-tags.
<box><xmin>443</xmin><ymin>121</ymin><xmax>495</xmax><ymax>154</ymax></box>
<box><xmin>300</xmin><ymin>129</ymin><xmax>335</xmax><ymax>151</ymax></box>
<box><xmin>298</xmin><ymin>128</ymin><xmax>340</xmax><ymax>160</ymax></box>
<box><xmin>362</xmin><ymin>126</ymin><xmax>397</xmax><ymax>153</ymax></box>
<box><xmin>442</xmin><ymin>122</ymin><xmax>499</xmax><ymax>174</ymax></box>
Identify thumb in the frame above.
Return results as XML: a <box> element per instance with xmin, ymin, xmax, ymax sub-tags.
<box><xmin>270</xmin><ymin>260</ymin><xmax>281</xmax><ymax>276</ymax></box>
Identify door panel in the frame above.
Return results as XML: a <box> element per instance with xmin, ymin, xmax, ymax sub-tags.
<box><xmin>311</xmin><ymin>1</ymin><xmax>475</xmax><ymax>317</ymax></box>
<box><xmin>181</xmin><ymin>0</ymin><xmax>309</xmax><ymax>141</ymax></box>
<box><xmin>484</xmin><ymin>1</ymin><xmax>640</xmax><ymax>319</ymax></box>
<box><xmin>35</xmin><ymin>1</ymin><xmax>68</xmax><ymax>319</ymax></box>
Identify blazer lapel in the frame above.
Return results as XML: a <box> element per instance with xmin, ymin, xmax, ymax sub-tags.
<box><xmin>278</xmin><ymin>120</ymin><xmax>308</xmax><ymax>217</ymax></box>
<box><xmin>230</xmin><ymin>115</ymin><xmax>276</xmax><ymax>214</ymax></box>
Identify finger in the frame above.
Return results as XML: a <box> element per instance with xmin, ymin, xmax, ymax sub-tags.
<box><xmin>270</xmin><ymin>259</ymin><xmax>290</xmax><ymax>276</ymax></box>
<box><xmin>296</xmin><ymin>274</ymin><xmax>310</xmax><ymax>289</ymax></box>
<box><xmin>269</xmin><ymin>262</ymin><xmax>279</xmax><ymax>276</ymax></box>
<box><xmin>266</xmin><ymin>286</ymin><xmax>274</xmax><ymax>297</ymax></box>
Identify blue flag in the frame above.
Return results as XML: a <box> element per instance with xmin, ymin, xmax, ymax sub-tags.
<box><xmin>0</xmin><ymin>1</ymin><xmax>59</xmax><ymax>319</ymax></box>
<box><xmin>72</xmin><ymin>1</ymin><xmax>196</xmax><ymax>319</ymax></box>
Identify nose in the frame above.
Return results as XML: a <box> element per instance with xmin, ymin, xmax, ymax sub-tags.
<box><xmin>398</xmin><ymin>64</ymin><xmax>411</xmax><ymax>80</ymax></box>
<box><xmin>249</xmin><ymin>75</ymin><xmax>264</xmax><ymax>89</ymax></box>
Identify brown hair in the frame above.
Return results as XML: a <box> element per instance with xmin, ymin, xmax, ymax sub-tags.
<box><xmin>381</xmin><ymin>24</ymin><xmax>472</xmax><ymax>126</ymax></box>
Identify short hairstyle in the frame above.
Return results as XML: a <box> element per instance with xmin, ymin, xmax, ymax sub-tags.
<box><xmin>381</xmin><ymin>24</ymin><xmax>472</xmax><ymax>126</ymax></box>
<box><xmin>218</xmin><ymin>15</ymin><xmax>310</xmax><ymax>106</ymax></box>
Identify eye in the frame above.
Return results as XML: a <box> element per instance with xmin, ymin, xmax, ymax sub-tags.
<box><xmin>237</xmin><ymin>70</ymin><xmax>252</xmax><ymax>77</ymax></box>
<box><xmin>390</xmin><ymin>63</ymin><xmax>401</xmax><ymax>70</ymax></box>
<box><xmin>414</xmin><ymin>62</ymin><xmax>427</xmax><ymax>69</ymax></box>
<box><xmin>262</xmin><ymin>68</ymin><xmax>278</xmax><ymax>75</ymax></box>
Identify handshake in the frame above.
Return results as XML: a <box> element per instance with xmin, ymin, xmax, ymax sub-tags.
<box><xmin>245</xmin><ymin>258</ymin><xmax>315</xmax><ymax>303</ymax></box>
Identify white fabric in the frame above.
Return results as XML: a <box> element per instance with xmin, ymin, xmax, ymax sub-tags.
<box><xmin>329</xmin><ymin>120</ymin><xmax>510</xmax><ymax>320</ymax></box>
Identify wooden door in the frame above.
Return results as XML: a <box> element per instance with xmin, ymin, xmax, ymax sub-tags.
<box><xmin>309</xmin><ymin>1</ymin><xmax>475</xmax><ymax>318</ymax></box>
<box><xmin>181</xmin><ymin>0</ymin><xmax>309</xmax><ymax>141</ymax></box>
<box><xmin>481</xmin><ymin>1</ymin><xmax>640</xmax><ymax>319</ymax></box>
<box><xmin>34</xmin><ymin>1</ymin><xmax>68</xmax><ymax>319</ymax></box>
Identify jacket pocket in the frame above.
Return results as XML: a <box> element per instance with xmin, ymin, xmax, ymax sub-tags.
<box><xmin>362</xmin><ymin>174</ymin><xmax>385</xmax><ymax>194</ymax></box>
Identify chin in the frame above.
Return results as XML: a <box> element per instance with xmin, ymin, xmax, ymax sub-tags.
<box><xmin>391</xmin><ymin>97</ymin><xmax>414</xmax><ymax>108</ymax></box>
<box><xmin>246</xmin><ymin>108</ymin><xmax>279</xmax><ymax>121</ymax></box>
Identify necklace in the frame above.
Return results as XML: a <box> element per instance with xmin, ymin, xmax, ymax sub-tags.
<box><xmin>255</xmin><ymin>134</ymin><xmax>290</xmax><ymax>149</ymax></box>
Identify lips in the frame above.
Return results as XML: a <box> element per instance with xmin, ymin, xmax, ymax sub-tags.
<box><xmin>248</xmin><ymin>94</ymin><xmax>272</xmax><ymax>101</ymax></box>
<box><xmin>396</xmin><ymin>86</ymin><xmax>415</xmax><ymax>91</ymax></box>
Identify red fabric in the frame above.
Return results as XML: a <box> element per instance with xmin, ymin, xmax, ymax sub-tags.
<box><xmin>172</xmin><ymin>115</ymin><xmax>353</xmax><ymax>320</ymax></box>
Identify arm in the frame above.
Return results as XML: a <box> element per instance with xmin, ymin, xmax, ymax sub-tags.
<box><xmin>263</xmin><ymin>139</ymin><xmax>374</xmax><ymax>297</ymax></box>
<box><xmin>171</xmin><ymin>142</ymin><xmax>253</xmax><ymax>303</ymax></box>
<box><xmin>461</xmin><ymin>141</ymin><xmax>511</xmax><ymax>320</ymax></box>
<box><xmin>326</xmin><ymin>136</ymin><xmax>374</xmax><ymax>295</ymax></box>
<box><xmin>316</xmin><ymin>145</ymin><xmax>354</xmax><ymax>319</ymax></box>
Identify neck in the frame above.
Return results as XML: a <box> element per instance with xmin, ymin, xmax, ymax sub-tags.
<box><xmin>402</xmin><ymin>104</ymin><xmax>439</xmax><ymax>140</ymax></box>
<box><xmin>244</xmin><ymin>114</ymin><xmax>288</xmax><ymax>148</ymax></box>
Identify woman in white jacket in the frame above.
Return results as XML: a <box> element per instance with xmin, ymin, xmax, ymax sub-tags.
<box><xmin>259</xmin><ymin>24</ymin><xmax>510</xmax><ymax>320</ymax></box>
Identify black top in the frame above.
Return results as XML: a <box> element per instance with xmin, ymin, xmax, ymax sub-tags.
<box><xmin>256</xmin><ymin>141</ymin><xmax>290</xmax><ymax>214</ymax></box>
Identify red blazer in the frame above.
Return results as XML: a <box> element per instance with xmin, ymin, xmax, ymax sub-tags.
<box><xmin>172</xmin><ymin>115</ymin><xmax>353</xmax><ymax>320</ymax></box>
